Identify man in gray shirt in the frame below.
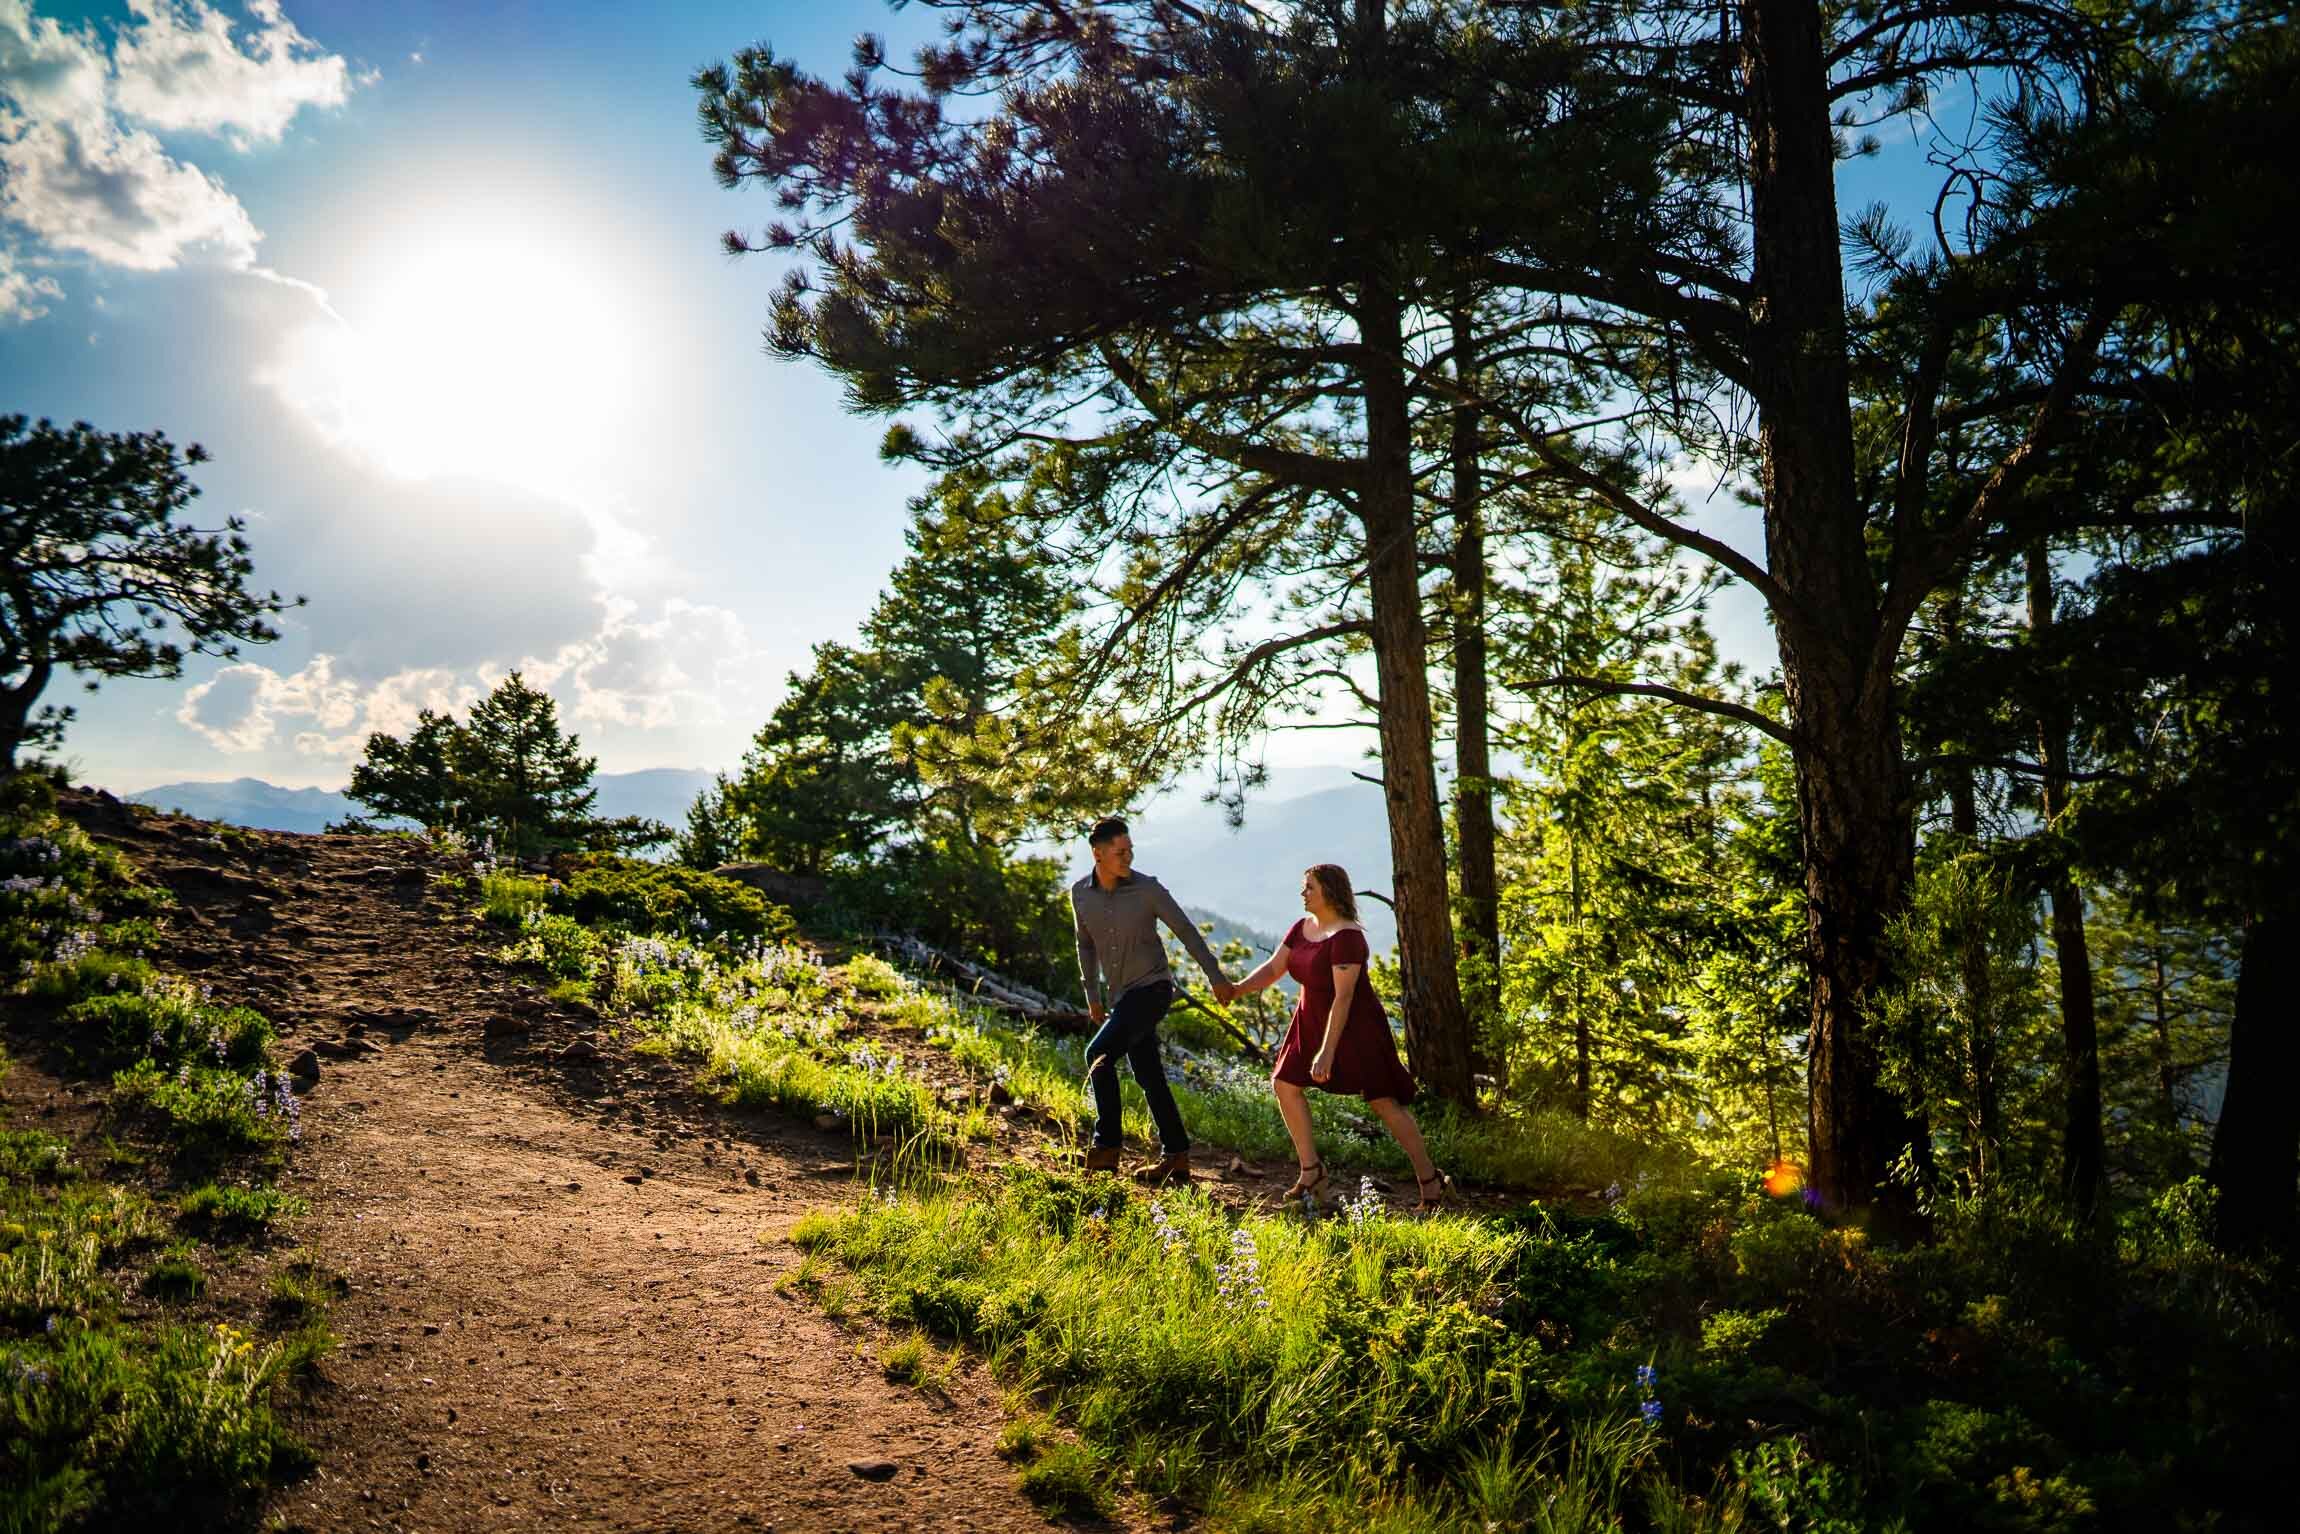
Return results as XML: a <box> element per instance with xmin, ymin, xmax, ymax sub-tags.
<box><xmin>1071</xmin><ymin>815</ymin><xmax>1233</xmax><ymax>1184</ymax></box>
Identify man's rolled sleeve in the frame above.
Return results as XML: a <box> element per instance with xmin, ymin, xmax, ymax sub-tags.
<box><xmin>1153</xmin><ymin>881</ymin><xmax>1227</xmax><ymax>990</ymax></box>
<box><xmin>1072</xmin><ymin>892</ymin><xmax>1101</xmax><ymax>1008</ymax></box>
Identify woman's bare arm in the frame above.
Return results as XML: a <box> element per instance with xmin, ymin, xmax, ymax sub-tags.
<box><xmin>1315</xmin><ymin>964</ymin><xmax>1360</xmax><ymax>1079</ymax></box>
<box><xmin>1235</xmin><ymin>943</ymin><xmax>1292</xmax><ymax>996</ymax></box>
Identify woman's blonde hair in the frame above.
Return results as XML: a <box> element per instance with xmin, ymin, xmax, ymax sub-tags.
<box><xmin>1306</xmin><ymin>864</ymin><xmax>1359</xmax><ymax>922</ymax></box>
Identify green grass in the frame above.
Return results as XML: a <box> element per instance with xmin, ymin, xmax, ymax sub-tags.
<box><xmin>794</xmin><ymin>1167</ymin><xmax>1717</xmax><ymax>1528</ymax></box>
<box><xmin>1015</xmin><ymin>1438</ymin><xmax>1109</xmax><ymax>1516</ymax></box>
<box><xmin>843</xmin><ymin>953</ymin><xmax>908</xmax><ymax>1000</ymax></box>
<box><xmin>177</xmin><ymin>1183</ymin><xmax>307</xmax><ymax>1242</ymax></box>
<box><xmin>479</xmin><ymin>870</ymin><xmax>549</xmax><ymax>927</ymax></box>
<box><xmin>2</xmin><ymin>775</ymin><xmax>332</xmax><ymax>1526</ymax></box>
<box><xmin>788</xmin><ymin>1161</ymin><xmax>2294</xmax><ymax>1532</ymax></box>
<box><xmin>110</xmin><ymin>1062</ymin><xmax>289</xmax><ymax>1154</ymax></box>
<box><xmin>140</xmin><ymin>1244</ymin><xmax>206</xmax><ymax>1301</ymax></box>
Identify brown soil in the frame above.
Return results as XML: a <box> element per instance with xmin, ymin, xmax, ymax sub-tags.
<box><xmin>39</xmin><ymin>797</ymin><xmax>1150</xmax><ymax>1534</ymax></box>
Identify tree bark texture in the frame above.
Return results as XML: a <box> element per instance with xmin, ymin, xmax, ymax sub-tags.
<box><xmin>2027</xmin><ymin>541</ymin><xmax>2106</xmax><ymax>1218</ymax></box>
<box><xmin>2209</xmin><ymin>914</ymin><xmax>2298</xmax><ymax>1254</ymax></box>
<box><xmin>1361</xmin><ymin>289</ymin><xmax>1476</xmax><ymax>1105</ymax></box>
<box><xmin>1948</xmin><ymin>771</ymin><xmax>2000</xmax><ymax>1185</ymax></box>
<box><xmin>1741</xmin><ymin>0</ymin><xmax>1928</xmax><ymax>1220</ymax></box>
<box><xmin>0</xmin><ymin>656</ymin><xmax>52</xmax><ymax>771</ymax></box>
<box><xmin>1449</xmin><ymin>310</ymin><xmax>1501</xmax><ymax>1049</ymax></box>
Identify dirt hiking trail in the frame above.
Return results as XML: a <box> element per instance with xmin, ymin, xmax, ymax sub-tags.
<box><xmin>66</xmin><ymin>800</ymin><xmax>1138</xmax><ymax>1534</ymax></box>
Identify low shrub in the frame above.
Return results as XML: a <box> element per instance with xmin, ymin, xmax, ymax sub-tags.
<box><xmin>109</xmin><ymin>1062</ymin><xmax>292</xmax><ymax>1154</ymax></box>
<box><xmin>64</xmin><ymin>981</ymin><xmax>275</xmax><ymax>1070</ymax></box>
<box><xmin>842</xmin><ymin>953</ymin><xmax>907</xmax><ymax>1000</ymax></box>
<box><xmin>500</xmin><ymin>909</ymin><xmax>600</xmax><ymax>983</ymax></box>
<box><xmin>549</xmin><ymin>855</ymin><xmax>795</xmax><ymax>943</ymax></box>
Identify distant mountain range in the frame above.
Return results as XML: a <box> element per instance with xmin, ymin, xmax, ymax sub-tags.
<box><xmin>126</xmin><ymin>769</ymin><xmax>717</xmax><ymax>839</ymax></box>
<box><xmin>121</xmin><ymin>765</ymin><xmax>1400</xmax><ymax>951</ymax></box>
<box><xmin>1139</xmin><ymin>778</ymin><xmax>1395</xmax><ymax>952</ymax></box>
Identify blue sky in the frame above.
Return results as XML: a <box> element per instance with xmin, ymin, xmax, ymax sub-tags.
<box><xmin>3</xmin><ymin>0</ymin><xmax>957</xmax><ymax>792</ymax></box>
<box><xmin>3</xmin><ymin>2</ymin><xmax>1950</xmax><ymax>799</ymax></box>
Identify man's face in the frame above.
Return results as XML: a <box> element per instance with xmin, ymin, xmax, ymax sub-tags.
<box><xmin>1093</xmin><ymin>832</ymin><xmax>1135</xmax><ymax>879</ymax></box>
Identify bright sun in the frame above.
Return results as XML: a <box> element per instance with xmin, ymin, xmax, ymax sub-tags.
<box><xmin>270</xmin><ymin>234</ymin><xmax>641</xmax><ymax>497</ymax></box>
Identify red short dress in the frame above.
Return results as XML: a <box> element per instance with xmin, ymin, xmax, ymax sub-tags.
<box><xmin>1270</xmin><ymin>919</ymin><xmax>1418</xmax><ymax>1104</ymax></box>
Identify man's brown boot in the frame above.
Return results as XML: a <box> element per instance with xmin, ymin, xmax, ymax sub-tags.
<box><xmin>1134</xmin><ymin>1152</ymin><xmax>1190</xmax><ymax>1187</ymax></box>
<box><xmin>1082</xmin><ymin>1145</ymin><xmax>1122</xmax><ymax>1173</ymax></box>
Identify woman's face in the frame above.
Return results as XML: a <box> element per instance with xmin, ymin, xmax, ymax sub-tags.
<box><xmin>1300</xmin><ymin>873</ymin><xmax>1324</xmax><ymax>916</ymax></box>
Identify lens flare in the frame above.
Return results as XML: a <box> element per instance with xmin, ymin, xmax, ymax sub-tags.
<box><xmin>1763</xmin><ymin>1159</ymin><xmax>1805</xmax><ymax>1198</ymax></box>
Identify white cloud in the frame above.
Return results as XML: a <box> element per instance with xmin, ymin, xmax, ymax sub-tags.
<box><xmin>175</xmin><ymin>652</ymin><xmax>360</xmax><ymax>752</ymax></box>
<box><xmin>563</xmin><ymin>599</ymin><xmax>768</xmax><ymax>731</ymax></box>
<box><xmin>177</xmin><ymin>599</ymin><xmax>771</xmax><ymax>760</ymax></box>
<box><xmin>0</xmin><ymin>0</ymin><xmax>361</xmax><ymax>282</ymax></box>
<box><xmin>111</xmin><ymin>0</ymin><xmax>362</xmax><ymax>150</ymax></box>
<box><xmin>0</xmin><ymin>109</ymin><xmax>260</xmax><ymax>268</ymax></box>
<box><xmin>0</xmin><ymin>243</ymin><xmax>59</xmax><ymax>318</ymax></box>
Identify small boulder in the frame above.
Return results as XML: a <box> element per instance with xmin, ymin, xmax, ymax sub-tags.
<box><xmin>555</xmin><ymin>1039</ymin><xmax>601</xmax><ymax>1064</ymax></box>
<box><xmin>845</xmin><ymin>1458</ymin><xmax>900</xmax><ymax>1482</ymax></box>
<box><xmin>483</xmin><ymin>1015</ymin><xmax>531</xmax><ymax>1040</ymax></box>
<box><xmin>812</xmin><ymin>1112</ymin><xmax>849</xmax><ymax>1134</ymax></box>
<box><xmin>287</xmin><ymin>1048</ymin><xmax>321</xmax><ymax>1080</ymax></box>
<box><xmin>987</xmin><ymin>1081</ymin><xmax>1016</xmax><ymax>1107</ymax></box>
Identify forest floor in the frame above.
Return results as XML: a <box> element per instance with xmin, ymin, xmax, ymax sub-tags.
<box><xmin>18</xmin><ymin>796</ymin><xmax>1175</xmax><ymax>1534</ymax></box>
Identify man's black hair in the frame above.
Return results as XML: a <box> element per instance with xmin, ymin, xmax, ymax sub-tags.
<box><xmin>1088</xmin><ymin>816</ymin><xmax>1130</xmax><ymax>847</ymax></box>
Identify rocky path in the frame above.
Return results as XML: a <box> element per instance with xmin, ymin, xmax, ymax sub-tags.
<box><xmin>70</xmin><ymin>802</ymin><xmax>1114</xmax><ymax>1534</ymax></box>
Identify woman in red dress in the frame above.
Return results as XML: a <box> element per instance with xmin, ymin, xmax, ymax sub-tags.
<box><xmin>1228</xmin><ymin>864</ymin><xmax>1451</xmax><ymax>1212</ymax></box>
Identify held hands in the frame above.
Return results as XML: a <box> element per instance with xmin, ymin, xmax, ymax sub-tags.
<box><xmin>1212</xmin><ymin>978</ymin><xmax>1238</xmax><ymax>1005</ymax></box>
<box><xmin>1088</xmin><ymin>1000</ymin><xmax>1105</xmax><ymax>1026</ymax></box>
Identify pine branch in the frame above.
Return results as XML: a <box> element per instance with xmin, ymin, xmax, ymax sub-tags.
<box><xmin>1515</xmin><ymin>673</ymin><xmax>1795</xmax><ymax>747</ymax></box>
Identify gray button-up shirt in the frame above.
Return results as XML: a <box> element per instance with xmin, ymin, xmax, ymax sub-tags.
<box><xmin>1070</xmin><ymin>870</ymin><xmax>1227</xmax><ymax>1008</ymax></box>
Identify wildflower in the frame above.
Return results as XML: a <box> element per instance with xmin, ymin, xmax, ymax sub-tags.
<box><xmin>1148</xmin><ymin>1197</ymin><xmax>1183</xmax><ymax>1258</ymax></box>
<box><xmin>43</xmin><ymin>1315</ymin><xmax>57</xmax><ymax>1334</ymax></box>
<box><xmin>1640</xmin><ymin>1399</ymin><xmax>1663</xmax><ymax>1425</ymax></box>
<box><xmin>1342</xmin><ymin>1175</ymin><xmax>1382</xmax><ymax>1229</ymax></box>
<box><xmin>210</xmin><ymin>1031</ymin><xmax>228</xmax><ymax>1064</ymax></box>
<box><xmin>1603</xmin><ymin>1181</ymin><xmax>1624</xmax><ymax>1205</ymax></box>
<box><xmin>1213</xmin><ymin>1226</ymin><xmax>1270</xmax><ymax>1311</ymax></box>
<box><xmin>1635</xmin><ymin>1363</ymin><xmax>1657</xmax><ymax>1392</ymax></box>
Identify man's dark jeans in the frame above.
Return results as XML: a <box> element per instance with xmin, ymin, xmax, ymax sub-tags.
<box><xmin>1087</xmin><ymin>980</ymin><xmax>1189</xmax><ymax>1156</ymax></box>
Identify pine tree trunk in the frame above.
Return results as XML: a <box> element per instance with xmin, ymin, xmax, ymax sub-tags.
<box><xmin>2209</xmin><ymin>913</ymin><xmax>2298</xmax><ymax>1253</ymax></box>
<box><xmin>1569</xmin><ymin>831</ymin><xmax>1592</xmax><ymax>1120</ymax></box>
<box><xmin>1362</xmin><ymin>289</ymin><xmax>1475</xmax><ymax>1106</ymax></box>
<box><xmin>2027</xmin><ymin>542</ymin><xmax>2106</xmax><ymax>1218</ymax></box>
<box><xmin>2152</xmin><ymin>952</ymin><xmax>2178</xmax><ymax>1134</ymax></box>
<box><xmin>1948</xmin><ymin>772</ymin><xmax>1998</xmax><ymax>1185</ymax></box>
<box><xmin>0</xmin><ymin>657</ymin><xmax>52</xmax><ymax>771</ymax></box>
<box><xmin>1449</xmin><ymin>310</ymin><xmax>1501</xmax><ymax>1056</ymax></box>
<box><xmin>1741</xmin><ymin>0</ymin><xmax>1927</xmax><ymax>1223</ymax></box>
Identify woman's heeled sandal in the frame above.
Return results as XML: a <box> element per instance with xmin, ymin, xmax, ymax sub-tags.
<box><xmin>1414</xmin><ymin>1169</ymin><xmax>1455</xmax><ymax>1214</ymax></box>
<box><xmin>1281</xmin><ymin>1159</ymin><xmax>1331</xmax><ymax>1205</ymax></box>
